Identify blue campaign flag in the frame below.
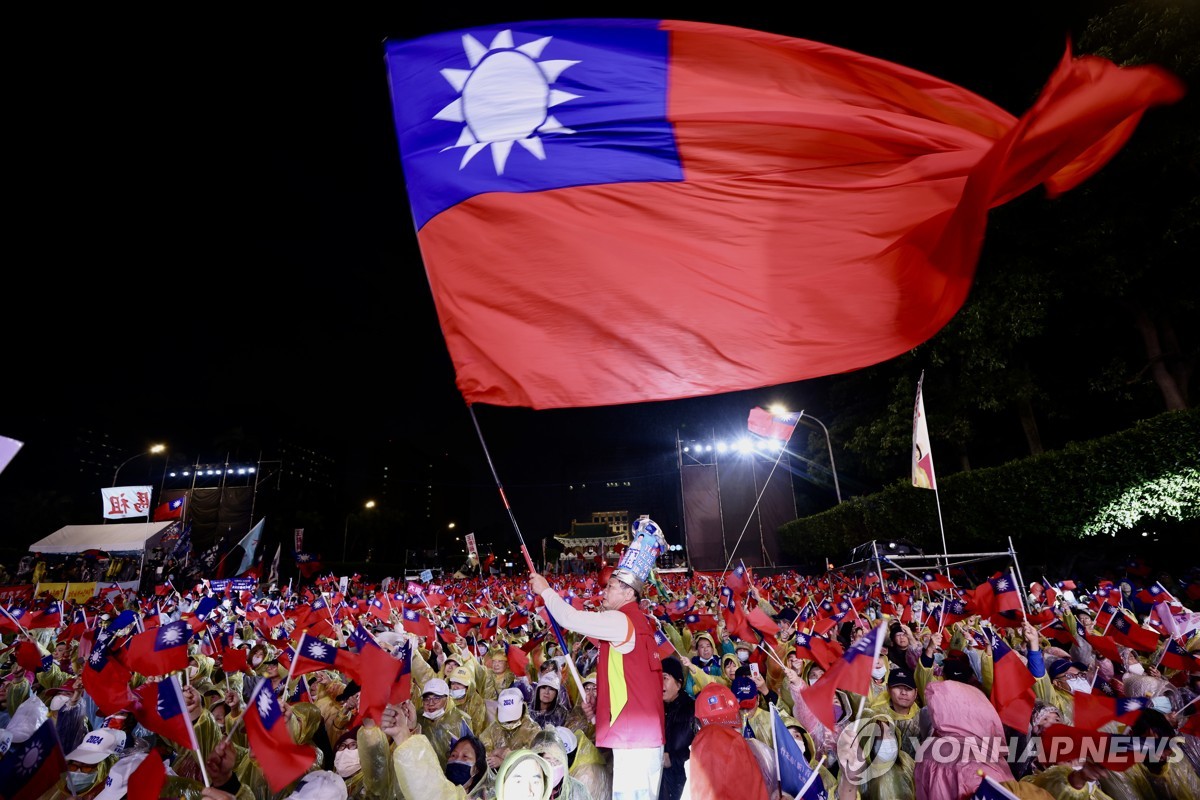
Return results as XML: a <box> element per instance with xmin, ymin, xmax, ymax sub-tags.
<box><xmin>771</xmin><ymin>703</ymin><xmax>826</xmax><ymax>799</ymax></box>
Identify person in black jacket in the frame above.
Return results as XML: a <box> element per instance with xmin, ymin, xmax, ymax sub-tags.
<box><xmin>660</xmin><ymin>656</ymin><xmax>695</xmax><ymax>800</ymax></box>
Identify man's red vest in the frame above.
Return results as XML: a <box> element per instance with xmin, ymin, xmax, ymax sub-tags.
<box><xmin>595</xmin><ymin>601</ymin><xmax>665</xmax><ymax>748</ymax></box>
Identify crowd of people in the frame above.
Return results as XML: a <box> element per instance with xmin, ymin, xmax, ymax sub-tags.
<box><xmin>1</xmin><ymin>517</ymin><xmax>1199</xmax><ymax>800</ymax></box>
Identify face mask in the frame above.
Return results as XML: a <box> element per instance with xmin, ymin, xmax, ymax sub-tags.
<box><xmin>67</xmin><ymin>772</ymin><xmax>97</xmax><ymax>793</ymax></box>
<box><xmin>549</xmin><ymin>762</ymin><xmax>566</xmax><ymax>787</ymax></box>
<box><xmin>450</xmin><ymin>688</ymin><xmax>467</xmax><ymax>700</ymax></box>
<box><xmin>1125</xmin><ymin>662</ymin><xmax>1145</xmax><ymax>675</ymax></box>
<box><xmin>875</xmin><ymin>737</ymin><xmax>899</xmax><ymax>764</ymax></box>
<box><xmin>737</xmin><ymin>651</ymin><xmax>750</xmax><ymax>662</ymax></box>
<box><xmin>871</xmin><ymin>665</ymin><xmax>886</xmax><ymax>680</ymax></box>
<box><xmin>445</xmin><ymin>761</ymin><xmax>474</xmax><ymax>786</ymax></box>
<box><xmin>423</xmin><ymin>707</ymin><xmax>446</xmax><ymax>720</ymax></box>
<box><xmin>49</xmin><ymin>695</ymin><xmax>70</xmax><ymax>712</ymax></box>
<box><xmin>187</xmin><ymin>666</ymin><xmax>199</xmax><ymax>679</ymax></box>
<box><xmin>334</xmin><ymin>750</ymin><xmax>361</xmax><ymax>777</ymax></box>
<box><xmin>1066</xmin><ymin>677</ymin><xmax>1092</xmax><ymax>694</ymax></box>
<box><xmin>251</xmin><ymin>656</ymin><xmax>264</xmax><ymax>666</ymax></box>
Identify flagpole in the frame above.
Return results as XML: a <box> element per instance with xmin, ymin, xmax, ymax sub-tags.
<box><xmin>467</xmin><ymin>404</ymin><xmax>585</xmax><ymax>699</ymax></box>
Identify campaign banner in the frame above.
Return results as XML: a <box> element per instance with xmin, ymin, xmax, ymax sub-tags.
<box><xmin>464</xmin><ymin>532</ymin><xmax>478</xmax><ymax>560</ymax></box>
<box><xmin>101</xmin><ymin>485</ymin><xmax>153</xmax><ymax>520</ymax></box>
<box><xmin>34</xmin><ymin>582</ymin><xmax>97</xmax><ymax>605</ymax></box>
<box><xmin>208</xmin><ymin>577</ymin><xmax>258</xmax><ymax>594</ymax></box>
<box><xmin>0</xmin><ymin>585</ymin><xmax>34</xmax><ymax>604</ymax></box>
<box><xmin>294</xmin><ymin>528</ymin><xmax>304</xmax><ymax>552</ymax></box>
<box><xmin>419</xmin><ymin>570</ymin><xmax>433</xmax><ymax>583</ymax></box>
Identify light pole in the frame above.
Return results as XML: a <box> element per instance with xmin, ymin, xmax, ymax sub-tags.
<box><xmin>342</xmin><ymin>500</ymin><xmax>376</xmax><ymax>562</ymax></box>
<box><xmin>797</xmin><ymin>411</ymin><xmax>842</xmax><ymax>503</ymax></box>
<box><xmin>112</xmin><ymin>443</ymin><xmax>166</xmax><ymax>487</ymax></box>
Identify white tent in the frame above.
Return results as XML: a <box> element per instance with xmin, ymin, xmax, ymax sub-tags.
<box><xmin>28</xmin><ymin>522</ymin><xmax>177</xmax><ymax>554</ymax></box>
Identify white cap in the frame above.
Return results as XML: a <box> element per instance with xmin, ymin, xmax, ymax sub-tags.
<box><xmin>95</xmin><ymin>752</ymin><xmax>148</xmax><ymax>800</ymax></box>
<box><xmin>553</xmin><ymin>725</ymin><xmax>577</xmax><ymax>755</ymax></box>
<box><xmin>497</xmin><ymin>687</ymin><xmax>525</xmax><ymax>723</ymax></box>
<box><xmin>536</xmin><ymin>672</ymin><xmax>561</xmax><ymax>692</ymax></box>
<box><xmin>66</xmin><ymin>728</ymin><xmax>126</xmax><ymax>765</ymax></box>
<box><xmin>422</xmin><ymin>678</ymin><xmax>450</xmax><ymax>698</ymax></box>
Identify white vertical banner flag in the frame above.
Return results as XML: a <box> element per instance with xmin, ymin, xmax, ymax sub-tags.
<box><xmin>464</xmin><ymin>532</ymin><xmax>478</xmax><ymax>560</ymax></box>
<box><xmin>912</xmin><ymin>372</ymin><xmax>937</xmax><ymax>490</ymax></box>
<box><xmin>294</xmin><ymin>528</ymin><xmax>304</xmax><ymax>552</ymax></box>
<box><xmin>102</xmin><ymin>485</ymin><xmax>154</xmax><ymax>520</ymax></box>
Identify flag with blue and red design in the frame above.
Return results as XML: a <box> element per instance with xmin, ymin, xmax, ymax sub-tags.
<box><xmin>132</xmin><ymin>674</ymin><xmax>200</xmax><ymax>750</ymax></box>
<box><xmin>452</xmin><ymin>613</ymin><xmax>475</xmax><ymax>638</ymax></box>
<box><xmin>1160</xmin><ymin>639</ymin><xmax>1200</xmax><ymax>673</ymax></box>
<box><xmin>724</xmin><ymin>562</ymin><xmax>751</xmax><ymax>598</ymax></box>
<box><xmin>748</xmin><ymin>408</ymin><xmax>802</xmax><ymax>442</ymax></box>
<box><xmin>1109</xmin><ymin>612</ymin><xmax>1160</xmax><ymax>653</ymax></box>
<box><xmin>24</xmin><ymin>600</ymin><xmax>63</xmax><ymax>630</ymax></box>
<box><xmin>803</xmin><ymin>620</ymin><xmax>887</xmax><ymax>730</ymax></box>
<box><xmin>368</xmin><ymin>595</ymin><xmax>390</xmax><ymax>623</ymax></box>
<box><xmin>990</xmin><ymin>633</ymin><xmax>1036</xmax><ymax>730</ymax></box>
<box><xmin>245</xmin><ymin>678</ymin><xmax>317</xmax><ymax>793</ymax></box>
<box><xmin>1137</xmin><ymin>582</ymin><xmax>1173</xmax><ymax>606</ymax></box>
<box><xmin>0</xmin><ymin>605</ymin><xmax>27</xmax><ymax>635</ymax></box>
<box><xmin>287</xmin><ymin>676</ymin><xmax>312</xmax><ymax>704</ymax></box>
<box><xmin>291</xmin><ymin>632</ymin><xmax>362</xmax><ymax>681</ymax></box>
<box><xmin>0</xmin><ymin>717</ymin><xmax>67</xmax><ymax>800</ymax></box>
<box><xmin>480</xmin><ymin>616</ymin><xmax>499</xmax><ymax>641</ymax></box>
<box><xmin>82</xmin><ymin>626</ymin><xmax>135</xmax><ymax>715</ymax></box>
<box><xmin>971</xmin><ymin>776</ymin><xmax>1022</xmax><ymax>800</ymax></box>
<box><xmin>667</xmin><ymin>593</ymin><xmax>695</xmax><ymax>620</ymax></box>
<box><xmin>987</xmin><ymin>574</ymin><xmax>1022</xmax><ymax>614</ymax></box>
<box><xmin>922</xmin><ymin>572</ymin><xmax>954</xmax><ymax>592</ymax></box>
<box><xmin>684</xmin><ymin>612</ymin><xmax>717</xmax><ymax>633</ymax></box>
<box><xmin>653</xmin><ymin>627</ymin><xmax>677</xmax><ymax>661</ymax></box>
<box><xmin>15</xmin><ymin>639</ymin><xmax>53</xmax><ymax>672</ymax></box>
<box><xmin>121</xmin><ymin>619</ymin><xmax>193</xmax><ymax>677</ymax></box>
<box><xmin>1073</xmin><ymin>693</ymin><xmax>1150</xmax><ymax>731</ymax></box>
<box><xmin>62</xmin><ymin>606</ymin><xmax>91</xmax><ymax>641</ymax></box>
<box><xmin>400</xmin><ymin>609</ymin><xmax>435</xmax><ymax>640</ymax></box>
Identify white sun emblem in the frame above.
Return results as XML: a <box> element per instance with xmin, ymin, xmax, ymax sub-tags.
<box><xmin>21</xmin><ymin>739</ymin><xmax>44</xmax><ymax>773</ymax></box>
<box><xmin>994</xmin><ymin>578</ymin><xmax>1009</xmax><ymax>591</ymax></box>
<box><xmin>160</xmin><ymin>626</ymin><xmax>183</xmax><ymax>646</ymax></box>
<box><xmin>90</xmin><ymin>649</ymin><xmax>104</xmax><ymax>665</ymax></box>
<box><xmin>257</xmin><ymin>690</ymin><xmax>274</xmax><ymax>717</ymax></box>
<box><xmin>435</xmin><ymin>29</ymin><xmax>580</xmax><ymax>174</ymax></box>
<box><xmin>306</xmin><ymin>642</ymin><xmax>328</xmax><ymax>659</ymax></box>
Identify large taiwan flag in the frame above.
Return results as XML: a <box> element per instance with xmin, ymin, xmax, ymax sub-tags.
<box><xmin>383</xmin><ymin>20</ymin><xmax>1182</xmax><ymax>410</ymax></box>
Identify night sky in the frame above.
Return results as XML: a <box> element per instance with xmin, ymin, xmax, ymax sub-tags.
<box><xmin>4</xmin><ymin>3</ymin><xmax>1128</xmax><ymax>545</ymax></box>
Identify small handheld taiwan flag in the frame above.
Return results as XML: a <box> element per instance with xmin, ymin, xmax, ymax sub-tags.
<box><xmin>245</xmin><ymin>678</ymin><xmax>317</xmax><ymax>793</ymax></box>
<box><xmin>0</xmin><ymin>718</ymin><xmax>67</xmax><ymax>800</ymax></box>
<box><xmin>121</xmin><ymin>619</ymin><xmax>193</xmax><ymax>677</ymax></box>
<box><xmin>747</xmin><ymin>407</ymin><xmax>802</xmax><ymax>442</ymax></box>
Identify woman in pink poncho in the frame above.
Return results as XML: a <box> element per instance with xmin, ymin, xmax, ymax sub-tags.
<box><xmin>914</xmin><ymin>678</ymin><xmax>1016</xmax><ymax>800</ymax></box>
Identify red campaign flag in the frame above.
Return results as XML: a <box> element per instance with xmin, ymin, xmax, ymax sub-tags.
<box><xmin>1160</xmin><ymin>639</ymin><xmax>1200</xmax><ymax>673</ymax></box>
<box><xmin>351</xmin><ymin>639</ymin><xmax>405</xmax><ymax>727</ymax></box>
<box><xmin>132</xmin><ymin>675</ymin><xmax>201</xmax><ymax>751</ymax></box>
<box><xmin>291</xmin><ymin>632</ymin><xmax>363</xmax><ymax>681</ymax></box>
<box><xmin>245</xmin><ymin>679</ymin><xmax>317</xmax><ymax>794</ymax></box>
<box><xmin>127</xmin><ymin>750</ymin><xmax>167</xmax><ymax>800</ymax></box>
<box><xmin>988</xmin><ymin>634</ymin><xmax>1036</xmax><ymax>731</ymax></box>
<box><xmin>1108</xmin><ymin>612</ymin><xmax>1161</xmax><ymax>654</ymax></box>
<box><xmin>120</xmin><ymin>620</ymin><xmax>193</xmax><ymax>677</ymax></box>
<box><xmin>0</xmin><ymin>718</ymin><xmax>67</xmax><ymax>800</ymax></box>
<box><xmin>383</xmin><ymin>20</ymin><xmax>1181</xmax><ymax>411</ymax></box>
<box><xmin>82</xmin><ymin>628</ymin><xmax>135</xmax><ymax>716</ymax></box>
<box><xmin>802</xmin><ymin>621</ymin><xmax>886</xmax><ymax>731</ymax></box>
<box><xmin>1072</xmin><ymin>693</ymin><xmax>1150</xmax><ymax>732</ymax></box>
<box><xmin>479</xmin><ymin>616</ymin><xmax>499</xmax><ymax>641</ymax></box>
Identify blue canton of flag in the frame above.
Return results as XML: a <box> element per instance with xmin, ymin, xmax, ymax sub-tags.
<box><xmin>972</xmin><ymin>775</ymin><xmax>1022</xmax><ymax>800</ymax></box>
<box><xmin>794</xmin><ymin>632</ymin><xmax>811</xmax><ymax>648</ymax></box>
